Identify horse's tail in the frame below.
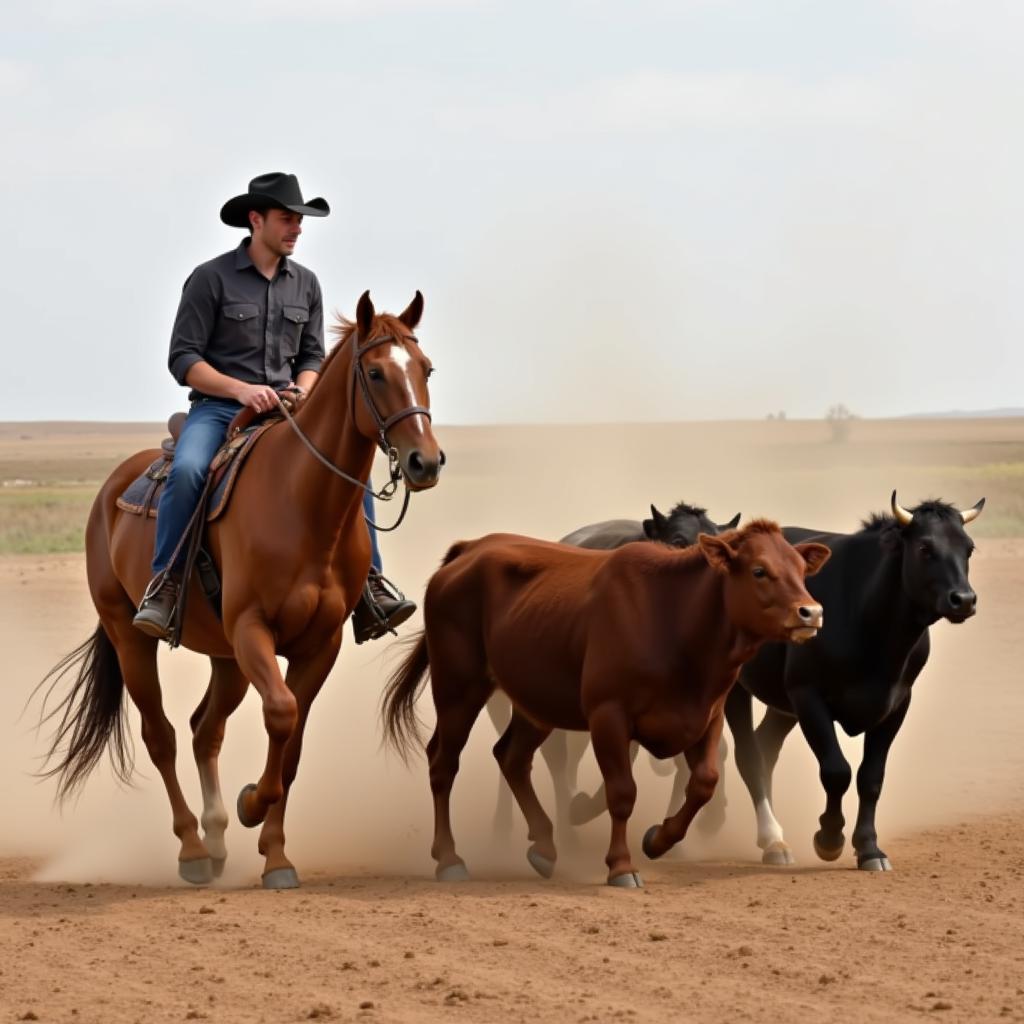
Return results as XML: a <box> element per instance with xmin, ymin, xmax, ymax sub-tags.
<box><xmin>32</xmin><ymin>623</ymin><xmax>134</xmax><ymax>802</ymax></box>
<box><xmin>381</xmin><ymin>630</ymin><xmax>431</xmax><ymax>762</ymax></box>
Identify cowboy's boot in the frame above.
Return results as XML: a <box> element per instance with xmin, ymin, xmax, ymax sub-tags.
<box><xmin>352</xmin><ymin>569</ymin><xmax>417</xmax><ymax>644</ymax></box>
<box><xmin>132</xmin><ymin>573</ymin><xmax>182</xmax><ymax>640</ymax></box>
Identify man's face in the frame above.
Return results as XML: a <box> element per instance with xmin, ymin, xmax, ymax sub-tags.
<box><xmin>251</xmin><ymin>208</ymin><xmax>303</xmax><ymax>257</ymax></box>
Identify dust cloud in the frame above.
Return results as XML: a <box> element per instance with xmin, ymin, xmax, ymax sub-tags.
<box><xmin>2</xmin><ymin>419</ymin><xmax>1022</xmax><ymax>887</ymax></box>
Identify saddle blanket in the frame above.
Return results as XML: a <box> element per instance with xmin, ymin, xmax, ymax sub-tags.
<box><xmin>115</xmin><ymin>420</ymin><xmax>275</xmax><ymax>522</ymax></box>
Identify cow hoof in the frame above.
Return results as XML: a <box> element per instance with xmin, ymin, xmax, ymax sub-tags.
<box><xmin>236</xmin><ymin>784</ymin><xmax>262</xmax><ymax>828</ymax></box>
<box><xmin>436</xmin><ymin>862</ymin><xmax>471</xmax><ymax>883</ymax></box>
<box><xmin>527</xmin><ymin>846</ymin><xmax>555</xmax><ymax>879</ymax></box>
<box><xmin>569</xmin><ymin>793</ymin><xmax>602</xmax><ymax>826</ymax></box>
<box><xmin>813</xmin><ymin>831</ymin><xmax>845</xmax><ymax>862</ymax></box>
<box><xmin>762</xmin><ymin>841</ymin><xmax>795</xmax><ymax>866</ymax></box>
<box><xmin>859</xmin><ymin>856</ymin><xmax>893</xmax><ymax>872</ymax></box>
<box><xmin>608</xmin><ymin>871</ymin><xmax>644</xmax><ymax>888</ymax></box>
<box><xmin>642</xmin><ymin>825</ymin><xmax>666</xmax><ymax>860</ymax></box>
<box><xmin>262</xmin><ymin>867</ymin><xmax>300</xmax><ymax>890</ymax></box>
<box><xmin>178</xmin><ymin>858</ymin><xmax>214</xmax><ymax>886</ymax></box>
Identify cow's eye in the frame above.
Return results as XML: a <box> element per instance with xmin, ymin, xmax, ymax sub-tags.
<box><xmin>752</xmin><ymin>566</ymin><xmax>767</xmax><ymax>579</ymax></box>
<box><xmin>919</xmin><ymin>543</ymin><xmax>934</xmax><ymax>559</ymax></box>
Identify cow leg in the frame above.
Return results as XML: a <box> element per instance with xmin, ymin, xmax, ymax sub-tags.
<box><xmin>484</xmin><ymin>693</ymin><xmax>515</xmax><ymax>836</ymax></box>
<box><xmin>428</xmin><ymin>672</ymin><xmax>491</xmax><ymax>882</ymax></box>
<box><xmin>727</xmin><ymin>686</ymin><xmax>790</xmax><ymax>863</ymax></box>
<box><xmin>791</xmin><ymin>688</ymin><xmax>851</xmax><ymax>862</ymax></box>
<box><xmin>852</xmin><ymin>696</ymin><xmax>911</xmax><ymax>871</ymax></box>
<box><xmin>189</xmin><ymin>657</ymin><xmax>249</xmax><ymax>876</ymax></box>
<box><xmin>494</xmin><ymin>711</ymin><xmax>557</xmax><ymax>877</ymax></box>
<box><xmin>569</xmin><ymin>741</ymin><xmax>640</xmax><ymax>826</ymax></box>
<box><xmin>695</xmin><ymin>734</ymin><xmax>729</xmax><ymax>836</ymax></box>
<box><xmin>642</xmin><ymin>713</ymin><xmax>723</xmax><ymax>860</ymax></box>
<box><xmin>588</xmin><ymin>702</ymin><xmax>642</xmax><ymax>886</ymax></box>
<box><xmin>537</xmin><ymin>730</ymin><xmax>574</xmax><ymax>842</ymax></box>
<box><xmin>755</xmin><ymin>706</ymin><xmax>798</xmax><ymax>803</ymax></box>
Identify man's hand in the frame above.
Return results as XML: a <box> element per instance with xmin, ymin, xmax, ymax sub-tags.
<box><xmin>233</xmin><ymin>382</ymin><xmax>280</xmax><ymax>414</ymax></box>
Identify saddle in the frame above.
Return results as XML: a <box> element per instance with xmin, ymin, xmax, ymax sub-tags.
<box><xmin>116</xmin><ymin>390</ymin><xmax>303</xmax><ymax>640</ymax></box>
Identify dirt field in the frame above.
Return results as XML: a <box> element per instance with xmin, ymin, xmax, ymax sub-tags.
<box><xmin>2</xmin><ymin>419</ymin><xmax>1023</xmax><ymax>1023</ymax></box>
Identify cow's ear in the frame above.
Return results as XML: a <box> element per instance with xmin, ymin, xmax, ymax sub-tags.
<box><xmin>698</xmin><ymin>532</ymin><xmax>737</xmax><ymax>572</ymax></box>
<box><xmin>722</xmin><ymin>512</ymin><xmax>741</xmax><ymax>531</ymax></box>
<box><xmin>795</xmin><ymin>542</ymin><xmax>831</xmax><ymax>576</ymax></box>
<box><xmin>644</xmin><ymin>504</ymin><xmax>668</xmax><ymax>539</ymax></box>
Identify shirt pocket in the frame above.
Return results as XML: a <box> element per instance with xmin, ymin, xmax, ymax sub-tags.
<box><xmin>222</xmin><ymin>302</ymin><xmax>260</xmax><ymax>324</ymax></box>
<box><xmin>281</xmin><ymin>305</ymin><xmax>310</xmax><ymax>356</ymax></box>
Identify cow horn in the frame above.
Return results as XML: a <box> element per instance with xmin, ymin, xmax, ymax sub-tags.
<box><xmin>961</xmin><ymin>497</ymin><xmax>985</xmax><ymax>524</ymax></box>
<box><xmin>891</xmin><ymin>490</ymin><xmax>913</xmax><ymax>527</ymax></box>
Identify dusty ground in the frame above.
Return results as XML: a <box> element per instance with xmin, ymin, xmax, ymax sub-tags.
<box><xmin>2</xmin><ymin>420</ymin><xmax>1023</xmax><ymax>1023</ymax></box>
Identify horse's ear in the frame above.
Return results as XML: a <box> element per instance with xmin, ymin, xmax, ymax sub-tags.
<box><xmin>356</xmin><ymin>290</ymin><xmax>375</xmax><ymax>339</ymax></box>
<box><xmin>722</xmin><ymin>512</ymin><xmax>741</xmax><ymax>531</ymax></box>
<box><xmin>398</xmin><ymin>290</ymin><xmax>424</xmax><ymax>330</ymax></box>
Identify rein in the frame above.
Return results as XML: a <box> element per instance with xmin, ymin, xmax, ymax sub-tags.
<box><xmin>272</xmin><ymin>330</ymin><xmax>430</xmax><ymax>533</ymax></box>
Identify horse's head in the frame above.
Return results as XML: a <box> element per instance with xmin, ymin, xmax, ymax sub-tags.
<box><xmin>348</xmin><ymin>290</ymin><xmax>444</xmax><ymax>491</ymax></box>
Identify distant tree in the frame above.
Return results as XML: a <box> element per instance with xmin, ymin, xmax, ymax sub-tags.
<box><xmin>826</xmin><ymin>403</ymin><xmax>855</xmax><ymax>443</ymax></box>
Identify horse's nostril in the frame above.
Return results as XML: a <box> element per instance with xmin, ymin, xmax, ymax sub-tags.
<box><xmin>408</xmin><ymin>451</ymin><xmax>425</xmax><ymax>477</ymax></box>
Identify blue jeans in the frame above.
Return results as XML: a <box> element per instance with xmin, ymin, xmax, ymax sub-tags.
<box><xmin>363</xmin><ymin>488</ymin><xmax>383</xmax><ymax>573</ymax></box>
<box><xmin>152</xmin><ymin>399</ymin><xmax>241</xmax><ymax>574</ymax></box>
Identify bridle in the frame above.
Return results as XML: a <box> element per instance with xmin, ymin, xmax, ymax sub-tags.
<box><xmin>273</xmin><ymin>329</ymin><xmax>432</xmax><ymax>531</ymax></box>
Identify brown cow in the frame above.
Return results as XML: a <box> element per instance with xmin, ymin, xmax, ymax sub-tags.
<box><xmin>382</xmin><ymin>521</ymin><xmax>830</xmax><ymax>886</ymax></box>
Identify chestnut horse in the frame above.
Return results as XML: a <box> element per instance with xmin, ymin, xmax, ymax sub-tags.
<box><xmin>37</xmin><ymin>291</ymin><xmax>443</xmax><ymax>889</ymax></box>
<box><xmin>383</xmin><ymin>522</ymin><xmax>829</xmax><ymax>887</ymax></box>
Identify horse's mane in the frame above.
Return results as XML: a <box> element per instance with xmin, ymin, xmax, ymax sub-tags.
<box><xmin>316</xmin><ymin>312</ymin><xmax>414</xmax><ymax>380</ymax></box>
<box><xmin>861</xmin><ymin>499</ymin><xmax>962</xmax><ymax>533</ymax></box>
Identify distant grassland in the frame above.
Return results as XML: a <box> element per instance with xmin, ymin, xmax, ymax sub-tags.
<box><xmin>1</xmin><ymin>418</ymin><xmax>1023</xmax><ymax>554</ymax></box>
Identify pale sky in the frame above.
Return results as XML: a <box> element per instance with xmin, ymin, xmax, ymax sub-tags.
<box><xmin>4</xmin><ymin>0</ymin><xmax>1022</xmax><ymax>423</ymax></box>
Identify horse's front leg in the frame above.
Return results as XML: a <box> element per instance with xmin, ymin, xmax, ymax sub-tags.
<box><xmin>642</xmin><ymin>712</ymin><xmax>723</xmax><ymax>860</ymax></box>
<box><xmin>852</xmin><ymin>695</ymin><xmax>911</xmax><ymax>871</ymax></box>
<box><xmin>588</xmin><ymin>702</ymin><xmax>642</xmax><ymax>887</ymax></box>
<box><xmin>256</xmin><ymin>634</ymin><xmax>342</xmax><ymax>889</ymax></box>
<box><xmin>230</xmin><ymin>611</ymin><xmax>299</xmax><ymax>829</ymax></box>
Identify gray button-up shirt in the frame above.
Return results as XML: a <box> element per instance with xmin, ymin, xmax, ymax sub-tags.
<box><xmin>168</xmin><ymin>239</ymin><xmax>325</xmax><ymax>400</ymax></box>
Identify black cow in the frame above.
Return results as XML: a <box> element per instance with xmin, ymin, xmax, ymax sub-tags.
<box><xmin>486</xmin><ymin>500</ymin><xmax>740</xmax><ymax>838</ymax></box>
<box><xmin>727</xmin><ymin>492</ymin><xmax>984</xmax><ymax>870</ymax></box>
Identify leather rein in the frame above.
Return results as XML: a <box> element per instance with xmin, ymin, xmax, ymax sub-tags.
<box><xmin>273</xmin><ymin>330</ymin><xmax>431</xmax><ymax>533</ymax></box>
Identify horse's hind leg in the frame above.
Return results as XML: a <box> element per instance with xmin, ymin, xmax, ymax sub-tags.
<box><xmin>494</xmin><ymin>710</ymin><xmax>556</xmax><ymax>877</ymax></box>
<box><xmin>190</xmin><ymin>657</ymin><xmax>249</xmax><ymax>876</ymax></box>
<box><xmin>101</xmin><ymin>613</ymin><xmax>212</xmax><ymax>883</ymax></box>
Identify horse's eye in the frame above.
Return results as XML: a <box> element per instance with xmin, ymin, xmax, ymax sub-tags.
<box><xmin>368</xmin><ymin>367</ymin><xmax>385</xmax><ymax>382</ymax></box>
<box><xmin>752</xmin><ymin>566</ymin><xmax>767</xmax><ymax>579</ymax></box>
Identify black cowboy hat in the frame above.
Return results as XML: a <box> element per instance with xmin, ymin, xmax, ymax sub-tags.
<box><xmin>220</xmin><ymin>172</ymin><xmax>330</xmax><ymax>228</ymax></box>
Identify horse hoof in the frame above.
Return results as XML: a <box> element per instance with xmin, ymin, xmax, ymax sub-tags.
<box><xmin>569</xmin><ymin>793</ymin><xmax>602</xmax><ymax>826</ymax></box>
<box><xmin>859</xmin><ymin>856</ymin><xmax>892</xmax><ymax>872</ymax></box>
<box><xmin>762</xmin><ymin>842</ymin><xmax>795</xmax><ymax>866</ymax></box>
<box><xmin>210</xmin><ymin>858</ymin><xmax>227</xmax><ymax>879</ymax></box>
<box><xmin>527</xmin><ymin>846</ymin><xmax>555</xmax><ymax>879</ymax></box>
<box><xmin>642</xmin><ymin>825</ymin><xmax>665</xmax><ymax>860</ymax></box>
<box><xmin>608</xmin><ymin>871</ymin><xmax>643</xmax><ymax>888</ymax></box>
<box><xmin>236</xmin><ymin>784</ymin><xmax>262</xmax><ymax>828</ymax></box>
<box><xmin>178</xmin><ymin>858</ymin><xmax>214</xmax><ymax>886</ymax></box>
<box><xmin>436</xmin><ymin>862</ymin><xmax>471</xmax><ymax>883</ymax></box>
<box><xmin>262</xmin><ymin>867</ymin><xmax>300</xmax><ymax>890</ymax></box>
<box><xmin>813</xmin><ymin>832</ymin><xmax>845</xmax><ymax>862</ymax></box>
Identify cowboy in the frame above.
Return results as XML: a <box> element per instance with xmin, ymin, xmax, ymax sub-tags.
<box><xmin>133</xmin><ymin>172</ymin><xmax>416</xmax><ymax>644</ymax></box>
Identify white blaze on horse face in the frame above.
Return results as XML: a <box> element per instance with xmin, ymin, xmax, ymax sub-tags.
<box><xmin>387</xmin><ymin>344</ymin><xmax>427</xmax><ymax>437</ymax></box>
